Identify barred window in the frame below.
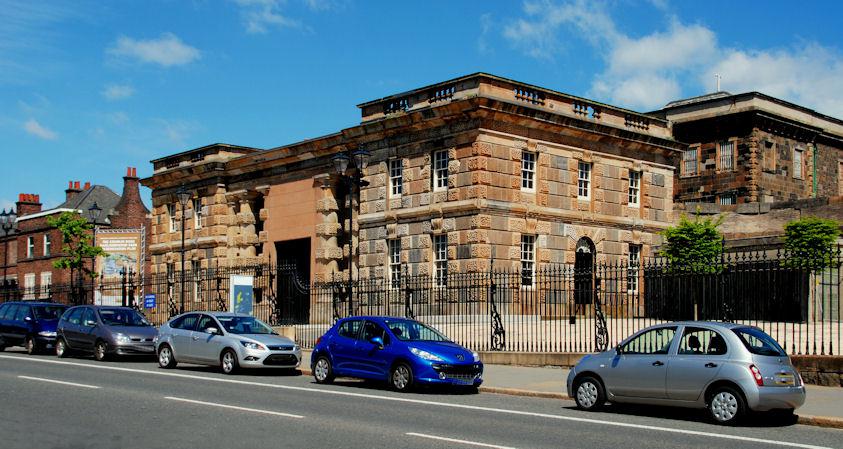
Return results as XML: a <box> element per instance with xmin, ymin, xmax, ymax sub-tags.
<box><xmin>521</xmin><ymin>235</ymin><xmax>536</xmax><ymax>286</ymax></box>
<box><xmin>193</xmin><ymin>198</ymin><xmax>202</xmax><ymax>229</ymax></box>
<box><xmin>577</xmin><ymin>162</ymin><xmax>591</xmax><ymax>199</ymax></box>
<box><xmin>628</xmin><ymin>245</ymin><xmax>641</xmax><ymax>294</ymax></box>
<box><xmin>793</xmin><ymin>148</ymin><xmax>803</xmax><ymax>179</ymax></box>
<box><xmin>719</xmin><ymin>193</ymin><xmax>736</xmax><ymax>205</ymax></box>
<box><xmin>168</xmin><ymin>204</ymin><xmax>177</xmax><ymax>233</ymax></box>
<box><xmin>24</xmin><ymin>273</ymin><xmax>35</xmax><ymax>300</ymax></box>
<box><xmin>433</xmin><ymin>235</ymin><xmax>448</xmax><ymax>287</ymax></box>
<box><xmin>192</xmin><ymin>260</ymin><xmax>202</xmax><ymax>302</ymax></box>
<box><xmin>389</xmin><ymin>159</ymin><xmax>403</xmax><ymax>197</ymax></box>
<box><xmin>719</xmin><ymin>141</ymin><xmax>734</xmax><ymax>171</ymax></box>
<box><xmin>521</xmin><ymin>151</ymin><xmax>536</xmax><ymax>191</ymax></box>
<box><xmin>683</xmin><ymin>148</ymin><xmax>698</xmax><ymax>176</ymax></box>
<box><xmin>628</xmin><ymin>171</ymin><xmax>641</xmax><ymax>206</ymax></box>
<box><xmin>40</xmin><ymin>272</ymin><xmax>52</xmax><ymax>298</ymax></box>
<box><xmin>388</xmin><ymin>239</ymin><xmax>401</xmax><ymax>288</ymax></box>
<box><xmin>433</xmin><ymin>150</ymin><xmax>449</xmax><ymax>191</ymax></box>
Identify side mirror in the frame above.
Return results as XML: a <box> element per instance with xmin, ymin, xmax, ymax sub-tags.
<box><xmin>615</xmin><ymin>344</ymin><xmax>623</xmax><ymax>355</ymax></box>
<box><xmin>206</xmin><ymin>327</ymin><xmax>220</xmax><ymax>335</ymax></box>
<box><xmin>370</xmin><ymin>336</ymin><xmax>384</xmax><ymax>349</ymax></box>
<box><xmin>24</xmin><ymin>316</ymin><xmax>32</xmax><ymax>322</ymax></box>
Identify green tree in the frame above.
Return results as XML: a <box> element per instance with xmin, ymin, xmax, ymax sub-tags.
<box><xmin>783</xmin><ymin>216</ymin><xmax>840</xmax><ymax>269</ymax></box>
<box><xmin>659</xmin><ymin>213</ymin><xmax>725</xmax><ymax>273</ymax></box>
<box><xmin>47</xmin><ymin>211</ymin><xmax>107</xmax><ymax>282</ymax></box>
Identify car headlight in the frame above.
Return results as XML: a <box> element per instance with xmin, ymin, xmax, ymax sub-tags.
<box><xmin>410</xmin><ymin>347</ymin><xmax>444</xmax><ymax>362</ymax></box>
<box><xmin>240</xmin><ymin>341</ymin><xmax>266</xmax><ymax>350</ymax></box>
<box><xmin>293</xmin><ymin>344</ymin><xmax>300</xmax><ymax>351</ymax></box>
<box><xmin>37</xmin><ymin>331</ymin><xmax>56</xmax><ymax>337</ymax></box>
<box><xmin>472</xmin><ymin>351</ymin><xmax>480</xmax><ymax>362</ymax></box>
<box><xmin>114</xmin><ymin>333</ymin><xmax>131</xmax><ymax>344</ymax></box>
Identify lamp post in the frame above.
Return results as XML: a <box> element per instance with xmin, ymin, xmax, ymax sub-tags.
<box><xmin>0</xmin><ymin>209</ymin><xmax>17</xmax><ymax>301</ymax></box>
<box><xmin>331</xmin><ymin>149</ymin><xmax>370</xmax><ymax>316</ymax></box>
<box><xmin>86</xmin><ymin>202</ymin><xmax>102</xmax><ymax>305</ymax></box>
<box><xmin>176</xmin><ymin>185</ymin><xmax>192</xmax><ymax>315</ymax></box>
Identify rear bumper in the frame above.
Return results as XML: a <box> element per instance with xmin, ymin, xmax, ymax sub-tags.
<box><xmin>747</xmin><ymin>386</ymin><xmax>806</xmax><ymax>411</ymax></box>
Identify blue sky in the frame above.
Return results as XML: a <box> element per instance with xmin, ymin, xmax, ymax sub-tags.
<box><xmin>2</xmin><ymin>0</ymin><xmax>843</xmax><ymax>211</ymax></box>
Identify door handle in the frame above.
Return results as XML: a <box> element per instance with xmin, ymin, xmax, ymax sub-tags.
<box><xmin>652</xmin><ymin>361</ymin><xmax>664</xmax><ymax>366</ymax></box>
<box><xmin>192</xmin><ymin>336</ymin><xmax>199</xmax><ymax>341</ymax></box>
<box><xmin>705</xmin><ymin>362</ymin><xmax>718</xmax><ymax>368</ymax></box>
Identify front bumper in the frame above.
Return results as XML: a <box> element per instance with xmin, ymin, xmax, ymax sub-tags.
<box><xmin>747</xmin><ymin>385</ymin><xmax>806</xmax><ymax>411</ymax></box>
<box><xmin>114</xmin><ymin>342</ymin><xmax>156</xmax><ymax>355</ymax></box>
<box><xmin>239</xmin><ymin>348</ymin><xmax>302</xmax><ymax>369</ymax></box>
<box><xmin>34</xmin><ymin>335</ymin><xmax>57</xmax><ymax>349</ymax></box>
<box><xmin>416</xmin><ymin>362</ymin><xmax>484</xmax><ymax>386</ymax></box>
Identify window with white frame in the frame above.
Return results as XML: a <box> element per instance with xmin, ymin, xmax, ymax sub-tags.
<box><xmin>433</xmin><ymin>150</ymin><xmax>449</xmax><ymax>191</ymax></box>
<box><xmin>27</xmin><ymin>237</ymin><xmax>34</xmax><ymax>259</ymax></box>
<box><xmin>628</xmin><ymin>245</ymin><xmax>641</xmax><ymax>295</ymax></box>
<box><xmin>521</xmin><ymin>151</ymin><xmax>536</xmax><ymax>191</ymax></box>
<box><xmin>192</xmin><ymin>260</ymin><xmax>202</xmax><ymax>302</ymax></box>
<box><xmin>521</xmin><ymin>235</ymin><xmax>536</xmax><ymax>286</ymax></box>
<box><xmin>388</xmin><ymin>239</ymin><xmax>401</xmax><ymax>288</ymax></box>
<box><xmin>793</xmin><ymin>148</ymin><xmax>804</xmax><ymax>179</ymax></box>
<box><xmin>577</xmin><ymin>162</ymin><xmax>591</xmax><ymax>199</ymax></box>
<box><xmin>433</xmin><ymin>235</ymin><xmax>448</xmax><ymax>287</ymax></box>
<box><xmin>40</xmin><ymin>272</ymin><xmax>51</xmax><ymax>298</ymax></box>
<box><xmin>683</xmin><ymin>147</ymin><xmax>698</xmax><ymax>176</ymax></box>
<box><xmin>193</xmin><ymin>198</ymin><xmax>202</xmax><ymax>229</ymax></box>
<box><xmin>389</xmin><ymin>159</ymin><xmax>403</xmax><ymax>197</ymax></box>
<box><xmin>719</xmin><ymin>193</ymin><xmax>736</xmax><ymax>205</ymax></box>
<box><xmin>43</xmin><ymin>234</ymin><xmax>51</xmax><ymax>256</ymax></box>
<box><xmin>628</xmin><ymin>171</ymin><xmax>641</xmax><ymax>207</ymax></box>
<box><xmin>24</xmin><ymin>273</ymin><xmax>35</xmax><ymax>299</ymax></box>
<box><xmin>168</xmin><ymin>204</ymin><xmax>177</xmax><ymax>233</ymax></box>
<box><xmin>719</xmin><ymin>140</ymin><xmax>734</xmax><ymax>171</ymax></box>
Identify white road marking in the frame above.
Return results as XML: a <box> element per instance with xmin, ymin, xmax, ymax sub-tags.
<box><xmin>0</xmin><ymin>355</ymin><xmax>830</xmax><ymax>449</ymax></box>
<box><xmin>164</xmin><ymin>396</ymin><xmax>304</xmax><ymax>419</ymax></box>
<box><xmin>407</xmin><ymin>432</ymin><xmax>517</xmax><ymax>449</ymax></box>
<box><xmin>18</xmin><ymin>375</ymin><xmax>100</xmax><ymax>389</ymax></box>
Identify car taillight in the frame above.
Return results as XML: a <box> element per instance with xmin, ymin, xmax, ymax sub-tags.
<box><xmin>749</xmin><ymin>364</ymin><xmax>763</xmax><ymax>386</ymax></box>
<box><xmin>315</xmin><ymin>337</ymin><xmax>322</xmax><ymax>346</ymax></box>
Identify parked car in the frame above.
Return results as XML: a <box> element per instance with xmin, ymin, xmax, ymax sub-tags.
<box><xmin>311</xmin><ymin>316</ymin><xmax>483</xmax><ymax>392</ymax></box>
<box><xmin>0</xmin><ymin>301</ymin><xmax>68</xmax><ymax>354</ymax></box>
<box><xmin>566</xmin><ymin>321</ymin><xmax>806</xmax><ymax>424</ymax></box>
<box><xmin>155</xmin><ymin>312</ymin><xmax>301</xmax><ymax>374</ymax></box>
<box><xmin>55</xmin><ymin>305</ymin><xmax>157</xmax><ymax>361</ymax></box>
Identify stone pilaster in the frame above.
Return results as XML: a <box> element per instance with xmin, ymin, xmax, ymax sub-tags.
<box><xmin>314</xmin><ymin>175</ymin><xmax>343</xmax><ymax>281</ymax></box>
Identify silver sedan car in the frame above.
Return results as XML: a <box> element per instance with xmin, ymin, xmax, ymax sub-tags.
<box><xmin>566</xmin><ymin>321</ymin><xmax>806</xmax><ymax>424</ymax></box>
<box><xmin>155</xmin><ymin>312</ymin><xmax>302</xmax><ymax>374</ymax></box>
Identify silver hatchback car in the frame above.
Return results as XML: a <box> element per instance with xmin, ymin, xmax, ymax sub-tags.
<box><xmin>155</xmin><ymin>312</ymin><xmax>302</xmax><ymax>374</ymax></box>
<box><xmin>566</xmin><ymin>321</ymin><xmax>806</xmax><ymax>424</ymax></box>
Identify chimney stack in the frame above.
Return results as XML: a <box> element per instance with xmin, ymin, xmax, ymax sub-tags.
<box><xmin>83</xmin><ymin>181</ymin><xmax>91</xmax><ymax>190</ymax></box>
<box><xmin>65</xmin><ymin>180</ymin><xmax>82</xmax><ymax>202</ymax></box>
<box><xmin>110</xmin><ymin>166</ymin><xmax>147</xmax><ymax>228</ymax></box>
<box><xmin>16</xmin><ymin>193</ymin><xmax>42</xmax><ymax>217</ymax></box>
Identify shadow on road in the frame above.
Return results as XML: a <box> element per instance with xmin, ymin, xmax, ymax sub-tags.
<box><xmin>562</xmin><ymin>403</ymin><xmax>799</xmax><ymax>428</ymax></box>
<box><xmin>322</xmin><ymin>378</ymin><xmax>480</xmax><ymax>396</ymax></box>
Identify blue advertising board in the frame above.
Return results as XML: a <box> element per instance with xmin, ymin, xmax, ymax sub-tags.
<box><xmin>144</xmin><ymin>294</ymin><xmax>156</xmax><ymax>309</ymax></box>
<box><xmin>229</xmin><ymin>275</ymin><xmax>254</xmax><ymax>316</ymax></box>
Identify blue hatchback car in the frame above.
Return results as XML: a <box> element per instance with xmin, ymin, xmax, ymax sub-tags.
<box><xmin>311</xmin><ymin>316</ymin><xmax>483</xmax><ymax>392</ymax></box>
<box><xmin>0</xmin><ymin>301</ymin><xmax>68</xmax><ymax>354</ymax></box>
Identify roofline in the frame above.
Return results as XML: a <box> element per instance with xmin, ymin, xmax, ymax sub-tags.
<box><xmin>15</xmin><ymin>208</ymin><xmax>80</xmax><ymax>222</ymax></box>
<box><xmin>356</xmin><ymin>72</ymin><xmax>668</xmax><ymax>124</ymax></box>
<box><xmin>150</xmin><ymin>143</ymin><xmax>262</xmax><ymax>164</ymax></box>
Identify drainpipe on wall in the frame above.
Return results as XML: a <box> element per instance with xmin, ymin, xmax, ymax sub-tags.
<box><xmin>812</xmin><ymin>143</ymin><xmax>818</xmax><ymax>197</ymax></box>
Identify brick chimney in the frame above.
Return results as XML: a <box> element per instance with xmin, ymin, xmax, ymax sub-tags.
<box><xmin>65</xmin><ymin>180</ymin><xmax>82</xmax><ymax>202</ymax></box>
<box><xmin>16</xmin><ymin>193</ymin><xmax>41</xmax><ymax>217</ymax></box>
<box><xmin>111</xmin><ymin>167</ymin><xmax>149</xmax><ymax>228</ymax></box>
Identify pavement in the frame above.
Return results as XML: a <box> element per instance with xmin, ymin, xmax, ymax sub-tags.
<box><xmin>2</xmin><ymin>350</ymin><xmax>842</xmax><ymax>449</ymax></box>
<box><xmin>298</xmin><ymin>350</ymin><xmax>843</xmax><ymax>429</ymax></box>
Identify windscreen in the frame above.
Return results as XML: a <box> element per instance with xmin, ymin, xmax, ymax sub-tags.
<box><xmin>217</xmin><ymin>316</ymin><xmax>274</xmax><ymax>335</ymax></box>
<box><xmin>732</xmin><ymin>327</ymin><xmax>786</xmax><ymax>357</ymax></box>
<box><xmin>33</xmin><ymin>305</ymin><xmax>66</xmax><ymax>320</ymax></box>
<box><xmin>98</xmin><ymin>308</ymin><xmax>150</xmax><ymax>327</ymax></box>
<box><xmin>383</xmin><ymin>319</ymin><xmax>450</xmax><ymax>342</ymax></box>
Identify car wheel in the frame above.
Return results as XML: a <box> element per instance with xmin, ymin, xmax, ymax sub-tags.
<box><xmin>221</xmin><ymin>349</ymin><xmax>239</xmax><ymax>375</ymax></box>
<box><xmin>313</xmin><ymin>356</ymin><xmax>334</xmax><ymax>384</ymax></box>
<box><xmin>94</xmin><ymin>340</ymin><xmax>110</xmax><ymax>362</ymax></box>
<box><xmin>55</xmin><ymin>338</ymin><xmax>69</xmax><ymax>358</ymax></box>
<box><xmin>574</xmin><ymin>376</ymin><xmax>606</xmax><ymax>411</ymax></box>
<box><xmin>708</xmin><ymin>386</ymin><xmax>745</xmax><ymax>425</ymax></box>
<box><xmin>25</xmin><ymin>335</ymin><xmax>37</xmax><ymax>355</ymax></box>
<box><xmin>390</xmin><ymin>363</ymin><xmax>414</xmax><ymax>392</ymax></box>
<box><xmin>158</xmin><ymin>344</ymin><xmax>177</xmax><ymax>369</ymax></box>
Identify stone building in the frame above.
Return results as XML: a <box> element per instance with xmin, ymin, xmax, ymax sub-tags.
<box><xmin>141</xmin><ymin>73</ymin><xmax>683</xmax><ymax>288</ymax></box>
<box><xmin>652</xmin><ymin>92</ymin><xmax>843</xmax><ymax>205</ymax></box>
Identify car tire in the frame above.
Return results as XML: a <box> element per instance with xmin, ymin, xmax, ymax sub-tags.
<box><xmin>158</xmin><ymin>344</ymin><xmax>177</xmax><ymax>369</ymax></box>
<box><xmin>390</xmin><ymin>363</ymin><xmax>414</xmax><ymax>392</ymax></box>
<box><xmin>94</xmin><ymin>340</ymin><xmax>110</xmax><ymax>362</ymax></box>
<box><xmin>313</xmin><ymin>356</ymin><xmax>335</xmax><ymax>384</ymax></box>
<box><xmin>220</xmin><ymin>349</ymin><xmax>239</xmax><ymax>375</ymax></box>
<box><xmin>574</xmin><ymin>376</ymin><xmax>606</xmax><ymax>411</ymax></box>
<box><xmin>25</xmin><ymin>335</ymin><xmax>37</xmax><ymax>355</ymax></box>
<box><xmin>55</xmin><ymin>337</ymin><xmax>69</xmax><ymax>358</ymax></box>
<box><xmin>708</xmin><ymin>386</ymin><xmax>745</xmax><ymax>425</ymax></box>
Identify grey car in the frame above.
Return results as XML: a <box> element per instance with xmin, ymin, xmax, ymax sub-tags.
<box><xmin>154</xmin><ymin>312</ymin><xmax>302</xmax><ymax>374</ymax></box>
<box><xmin>56</xmin><ymin>305</ymin><xmax>158</xmax><ymax>361</ymax></box>
<box><xmin>566</xmin><ymin>321</ymin><xmax>806</xmax><ymax>424</ymax></box>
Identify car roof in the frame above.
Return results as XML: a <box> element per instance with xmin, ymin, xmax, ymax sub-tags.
<box><xmin>178</xmin><ymin>311</ymin><xmax>252</xmax><ymax>318</ymax></box>
<box><xmin>341</xmin><ymin>316</ymin><xmax>414</xmax><ymax>322</ymax></box>
<box><xmin>3</xmin><ymin>301</ymin><xmax>67</xmax><ymax>307</ymax></box>
<box><xmin>667</xmin><ymin>321</ymin><xmax>744</xmax><ymax>329</ymax></box>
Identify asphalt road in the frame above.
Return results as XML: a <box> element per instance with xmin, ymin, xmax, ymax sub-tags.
<box><xmin>0</xmin><ymin>349</ymin><xmax>841</xmax><ymax>449</ymax></box>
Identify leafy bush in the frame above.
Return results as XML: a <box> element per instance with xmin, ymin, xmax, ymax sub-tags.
<box><xmin>783</xmin><ymin>216</ymin><xmax>840</xmax><ymax>270</ymax></box>
<box><xmin>659</xmin><ymin>213</ymin><xmax>724</xmax><ymax>273</ymax></box>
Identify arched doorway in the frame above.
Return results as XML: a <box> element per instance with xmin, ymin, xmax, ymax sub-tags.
<box><xmin>574</xmin><ymin>237</ymin><xmax>595</xmax><ymax>314</ymax></box>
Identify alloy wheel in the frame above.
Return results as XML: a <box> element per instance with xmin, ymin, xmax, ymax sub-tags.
<box><xmin>159</xmin><ymin>347</ymin><xmax>171</xmax><ymax>367</ymax></box>
<box><xmin>25</xmin><ymin>337</ymin><xmax>35</xmax><ymax>355</ymax></box>
<box><xmin>222</xmin><ymin>351</ymin><xmax>235</xmax><ymax>374</ymax></box>
<box><xmin>56</xmin><ymin>339</ymin><xmax>66</xmax><ymax>357</ymax></box>
<box><xmin>314</xmin><ymin>358</ymin><xmax>329</xmax><ymax>381</ymax></box>
<box><xmin>392</xmin><ymin>365</ymin><xmax>410</xmax><ymax>390</ymax></box>
<box><xmin>95</xmin><ymin>342</ymin><xmax>107</xmax><ymax>361</ymax></box>
<box><xmin>711</xmin><ymin>391</ymin><xmax>739</xmax><ymax>422</ymax></box>
<box><xmin>576</xmin><ymin>381</ymin><xmax>598</xmax><ymax>409</ymax></box>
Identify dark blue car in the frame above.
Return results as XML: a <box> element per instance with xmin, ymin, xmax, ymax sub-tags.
<box><xmin>0</xmin><ymin>302</ymin><xmax>68</xmax><ymax>354</ymax></box>
<box><xmin>311</xmin><ymin>316</ymin><xmax>483</xmax><ymax>392</ymax></box>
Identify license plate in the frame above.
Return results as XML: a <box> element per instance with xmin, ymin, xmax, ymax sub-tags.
<box><xmin>775</xmin><ymin>374</ymin><xmax>795</xmax><ymax>385</ymax></box>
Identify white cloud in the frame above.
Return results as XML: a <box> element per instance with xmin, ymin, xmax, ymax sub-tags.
<box><xmin>108</xmin><ymin>33</ymin><xmax>201</xmax><ymax>67</ymax></box>
<box><xmin>102</xmin><ymin>84</ymin><xmax>135</xmax><ymax>101</ymax></box>
<box><xmin>23</xmin><ymin>118</ymin><xmax>57</xmax><ymax>140</ymax></box>
<box><xmin>233</xmin><ymin>0</ymin><xmax>303</xmax><ymax>34</ymax></box>
<box><xmin>154</xmin><ymin>118</ymin><xmax>201</xmax><ymax>145</ymax></box>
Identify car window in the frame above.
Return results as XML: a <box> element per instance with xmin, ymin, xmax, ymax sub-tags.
<box><xmin>0</xmin><ymin>304</ymin><xmax>10</xmax><ymax>320</ymax></box>
<box><xmin>13</xmin><ymin>305</ymin><xmax>30</xmax><ymax>321</ymax></box>
<box><xmin>217</xmin><ymin>316</ymin><xmax>273</xmax><ymax>335</ymax></box>
<box><xmin>337</xmin><ymin>319</ymin><xmax>362</xmax><ymax>339</ymax></box>
<box><xmin>196</xmin><ymin>315</ymin><xmax>218</xmax><ymax>334</ymax></box>
<box><xmin>81</xmin><ymin>308</ymin><xmax>97</xmax><ymax>326</ymax></box>
<box><xmin>361</xmin><ymin>321</ymin><xmax>390</xmax><ymax>345</ymax></box>
<box><xmin>33</xmin><ymin>305</ymin><xmax>66</xmax><ymax>321</ymax></box>
<box><xmin>98</xmin><ymin>308</ymin><xmax>149</xmax><ymax>326</ymax></box>
<box><xmin>171</xmin><ymin>314</ymin><xmax>198</xmax><ymax>330</ymax></box>
<box><xmin>621</xmin><ymin>327</ymin><xmax>677</xmax><ymax>355</ymax></box>
<box><xmin>2</xmin><ymin>304</ymin><xmax>20</xmax><ymax>321</ymax></box>
<box><xmin>383</xmin><ymin>319</ymin><xmax>450</xmax><ymax>342</ymax></box>
<box><xmin>732</xmin><ymin>327</ymin><xmax>786</xmax><ymax>357</ymax></box>
<box><xmin>678</xmin><ymin>327</ymin><xmax>727</xmax><ymax>355</ymax></box>
<box><xmin>65</xmin><ymin>308</ymin><xmax>83</xmax><ymax>325</ymax></box>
